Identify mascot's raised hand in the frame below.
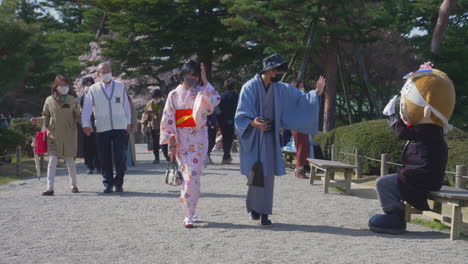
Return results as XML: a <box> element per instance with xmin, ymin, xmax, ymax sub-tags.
<box><xmin>382</xmin><ymin>95</ymin><xmax>398</xmax><ymax>116</ymax></box>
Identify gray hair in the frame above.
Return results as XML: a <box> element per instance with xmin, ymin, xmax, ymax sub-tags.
<box><xmin>97</xmin><ymin>62</ymin><xmax>112</xmax><ymax>72</ymax></box>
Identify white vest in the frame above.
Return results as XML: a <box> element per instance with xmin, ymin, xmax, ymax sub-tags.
<box><xmin>89</xmin><ymin>80</ymin><xmax>128</xmax><ymax>133</ymax></box>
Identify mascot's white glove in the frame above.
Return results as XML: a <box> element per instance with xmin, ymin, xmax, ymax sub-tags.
<box><xmin>383</xmin><ymin>95</ymin><xmax>398</xmax><ymax>116</ymax></box>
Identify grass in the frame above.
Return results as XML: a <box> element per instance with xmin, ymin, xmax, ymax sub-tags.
<box><xmin>411</xmin><ymin>218</ymin><xmax>450</xmax><ymax>231</ymax></box>
<box><xmin>332</xmin><ymin>186</ymin><xmax>346</xmax><ymax>194</ymax></box>
<box><xmin>0</xmin><ymin>158</ymin><xmax>38</xmax><ymax>184</ymax></box>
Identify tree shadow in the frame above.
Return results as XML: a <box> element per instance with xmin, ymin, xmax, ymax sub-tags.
<box><xmin>200</xmin><ymin>221</ymin><xmax>449</xmax><ymax>240</ymax></box>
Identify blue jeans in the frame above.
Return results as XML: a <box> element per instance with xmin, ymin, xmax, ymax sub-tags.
<box><xmin>97</xmin><ymin>129</ymin><xmax>128</xmax><ymax>189</ymax></box>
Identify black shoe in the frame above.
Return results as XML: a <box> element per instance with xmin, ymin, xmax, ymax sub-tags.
<box><xmin>368</xmin><ymin>209</ymin><xmax>406</xmax><ymax>235</ymax></box>
<box><xmin>153</xmin><ymin>159</ymin><xmax>160</xmax><ymax>164</ymax></box>
<box><xmin>249</xmin><ymin>210</ymin><xmax>260</xmax><ymax>220</ymax></box>
<box><xmin>115</xmin><ymin>187</ymin><xmax>124</xmax><ymax>193</ymax></box>
<box><xmin>42</xmin><ymin>190</ymin><xmax>54</xmax><ymax>196</ymax></box>
<box><xmin>103</xmin><ymin>187</ymin><xmax>113</xmax><ymax>193</ymax></box>
<box><xmin>260</xmin><ymin>214</ymin><xmax>272</xmax><ymax>226</ymax></box>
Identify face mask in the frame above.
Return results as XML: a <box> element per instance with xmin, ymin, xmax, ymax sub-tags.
<box><xmin>271</xmin><ymin>74</ymin><xmax>283</xmax><ymax>83</ymax></box>
<box><xmin>183</xmin><ymin>76</ymin><xmax>199</xmax><ymax>88</ymax></box>
<box><xmin>101</xmin><ymin>72</ymin><xmax>113</xmax><ymax>83</ymax></box>
<box><xmin>154</xmin><ymin>99</ymin><xmax>161</xmax><ymax>103</ymax></box>
<box><xmin>57</xmin><ymin>85</ymin><xmax>69</xmax><ymax>95</ymax></box>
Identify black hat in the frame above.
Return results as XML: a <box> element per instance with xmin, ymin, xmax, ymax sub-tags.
<box><xmin>262</xmin><ymin>54</ymin><xmax>288</xmax><ymax>72</ymax></box>
<box><xmin>81</xmin><ymin>77</ymin><xmax>94</xmax><ymax>86</ymax></box>
<box><xmin>150</xmin><ymin>89</ymin><xmax>162</xmax><ymax>98</ymax></box>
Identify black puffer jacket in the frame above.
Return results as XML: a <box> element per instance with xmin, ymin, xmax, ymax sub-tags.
<box><xmin>388</xmin><ymin>115</ymin><xmax>447</xmax><ymax>210</ymax></box>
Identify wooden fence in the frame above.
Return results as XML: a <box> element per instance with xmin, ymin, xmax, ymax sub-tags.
<box><xmin>329</xmin><ymin>144</ymin><xmax>467</xmax><ymax>189</ymax></box>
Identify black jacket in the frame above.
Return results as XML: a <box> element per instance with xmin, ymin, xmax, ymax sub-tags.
<box><xmin>388</xmin><ymin>115</ymin><xmax>447</xmax><ymax>210</ymax></box>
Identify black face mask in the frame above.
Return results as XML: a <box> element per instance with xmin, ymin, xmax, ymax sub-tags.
<box><xmin>271</xmin><ymin>74</ymin><xmax>283</xmax><ymax>83</ymax></box>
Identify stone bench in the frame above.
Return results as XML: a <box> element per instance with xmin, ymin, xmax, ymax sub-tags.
<box><xmin>307</xmin><ymin>158</ymin><xmax>356</xmax><ymax>194</ymax></box>
<box><xmin>405</xmin><ymin>185</ymin><xmax>468</xmax><ymax>240</ymax></box>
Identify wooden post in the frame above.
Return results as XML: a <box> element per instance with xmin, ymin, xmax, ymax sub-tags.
<box><xmin>15</xmin><ymin>146</ymin><xmax>21</xmax><ymax>177</ymax></box>
<box><xmin>450</xmin><ymin>204</ymin><xmax>462</xmax><ymax>240</ymax></box>
<box><xmin>354</xmin><ymin>148</ymin><xmax>362</xmax><ymax>178</ymax></box>
<box><xmin>455</xmin><ymin>165</ymin><xmax>466</xmax><ymax>189</ymax></box>
<box><xmin>380</xmin><ymin>153</ymin><xmax>389</xmax><ymax>177</ymax></box>
<box><xmin>331</xmin><ymin>144</ymin><xmax>336</xmax><ymax>161</ymax></box>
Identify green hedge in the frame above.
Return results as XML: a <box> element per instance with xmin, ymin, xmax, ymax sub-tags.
<box><xmin>315</xmin><ymin>120</ymin><xmax>468</xmax><ymax>180</ymax></box>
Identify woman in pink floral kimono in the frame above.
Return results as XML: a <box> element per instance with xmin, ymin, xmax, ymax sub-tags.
<box><xmin>160</xmin><ymin>59</ymin><xmax>220</xmax><ymax>228</ymax></box>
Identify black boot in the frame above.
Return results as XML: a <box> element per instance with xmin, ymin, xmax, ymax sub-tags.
<box><xmin>368</xmin><ymin>209</ymin><xmax>406</xmax><ymax>235</ymax></box>
<box><xmin>249</xmin><ymin>210</ymin><xmax>260</xmax><ymax>220</ymax></box>
<box><xmin>261</xmin><ymin>214</ymin><xmax>272</xmax><ymax>226</ymax></box>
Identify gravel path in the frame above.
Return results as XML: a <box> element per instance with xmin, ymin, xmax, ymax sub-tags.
<box><xmin>0</xmin><ymin>144</ymin><xmax>466</xmax><ymax>264</ymax></box>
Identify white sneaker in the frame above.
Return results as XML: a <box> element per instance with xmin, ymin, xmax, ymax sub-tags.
<box><xmin>183</xmin><ymin>217</ymin><xmax>194</xmax><ymax>228</ymax></box>
<box><xmin>191</xmin><ymin>213</ymin><xmax>199</xmax><ymax>222</ymax></box>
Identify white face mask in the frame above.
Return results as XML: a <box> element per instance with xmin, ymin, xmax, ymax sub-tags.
<box><xmin>57</xmin><ymin>85</ymin><xmax>69</xmax><ymax>95</ymax></box>
<box><xmin>155</xmin><ymin>99</ymin><xmax>161</xmax><ymax>103</ymax></box>
<box><xmin>101</xmin><ymin>72</ymin><xmax>113</xmax><ymax>83</ymax></box>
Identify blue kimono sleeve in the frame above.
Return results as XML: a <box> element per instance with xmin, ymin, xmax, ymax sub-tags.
<box><xmin>280</xmin><ymin>84</ymin><xmax>320</xmax><ymax>135</ymax></box>
<box><xmin>235</xmin><ymin>81</ymin><xmax>258</xmax><ymax>137</ymax></box>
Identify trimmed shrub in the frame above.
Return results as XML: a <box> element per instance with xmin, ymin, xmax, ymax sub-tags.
<box><xmin>0</xmin><ymin>128</ymin><xmax>26</xmax><ymax>159</ymax></box>
<box><xmin>315</xmin><ymin>119</ymin><xmax>468</xmax><ymax>179</ymax></box>
<box><xmin>9</xmin><ymin>118</ymin><xmax>40</xmax><ymax>156</ymax></box>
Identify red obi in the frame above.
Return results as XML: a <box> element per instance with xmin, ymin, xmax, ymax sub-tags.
<box><xmin>175</xmin><ymin>109</ymin><xmax>196</xmax><ymax>127</ymax></box>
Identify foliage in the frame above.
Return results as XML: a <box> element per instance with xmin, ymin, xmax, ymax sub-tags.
<box><xmin>0</xmin><ymin>128</ymin><xmax>26</xmax><ymax>157</ymax></box>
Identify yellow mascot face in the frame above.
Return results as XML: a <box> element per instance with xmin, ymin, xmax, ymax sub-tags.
<box><xmin>399</xmin><ymin>69</ymin><xmax>456</xmax><ymax>130</ymax></box>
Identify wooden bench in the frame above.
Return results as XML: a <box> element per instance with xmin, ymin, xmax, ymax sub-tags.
<box><xmin>281</xmin><ymin>150</ymin><xmax>296</xmax><ymax>169</ymax></box>
<box><xmin>405</xmin><ymin>185</ymin><xmax>468</xmax><ymax>240</ymax></box>
<box><xmin>307</xmin><ymin>158</ymin><xmax>356</xmax><ymax>194</ymax></box>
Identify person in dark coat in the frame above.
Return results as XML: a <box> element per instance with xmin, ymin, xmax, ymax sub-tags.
<box><xmin>369</xmin><ymin>62</ymin><xmax>456</xmax><ymax>235</ymax></box>
<box><xmin>206</xmin><ymin>112</ymin><xmax>218</xmax><ymax>164</ymax></box>
<box><xmin>216</xmin><ymin>78</ymin><xmax>239</xmax><ymax>164</ymax></box>
<box><xmin>79</xmin><ymin>77</ymin><xmax>101</xmax><ymax>174</ymax></box>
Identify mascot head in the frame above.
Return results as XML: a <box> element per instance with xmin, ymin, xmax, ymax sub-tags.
<box><xmin>399</xmin><ymin>68</ymin><xmax>456</xmax><ymax>131</ymax></box>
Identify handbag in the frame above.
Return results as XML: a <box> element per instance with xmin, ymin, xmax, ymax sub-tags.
<box><xmin>35</xmin><ymin>120</ymin><xmax>48</xmax><ymax>155</ymax></box>
<box><xmin>165</xmin><ymin>159</ymin><xmax>183</xmax><ymax>186</ymax></box>
<box><xmin>247</xmin><ymin>130</ymin><xmax>264</xmax><ymax>187</ymax></box>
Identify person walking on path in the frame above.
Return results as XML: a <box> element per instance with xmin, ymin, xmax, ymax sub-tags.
<box><xmin>290</xmin><ymin>80</ymin><xmax>311</xmax><ymax>179</ymax></box>
<box><xmin>142</xmin><ymin>88</ymin><xmax>169</xmax><ymax>164</ymax></box>
<box><xmin>31</xmin><ymin>75</ymin><xmax>81</xmax><ymax>196</ymax></box>
<box><xmin>216</xmin><ymin>78</ymin><xmax>239</xmax><ymax>164</ymax></box>
<box><xmin>206</xmin><ymin>112</ymin><xmax>218</xmax><ymax>164</ymax></box>
<box><xmin>79</xmin><ymin>77</ymin><xmax>101</xmax><ymax>174</ymax></box>
<box><xmin>160</xmin><ymin>59</ymin><xmax>220</xmax><ymax>228</ymax></box>
<box><xmin>235</xmin><ymin>54</ymin><xmax>325</xmax><ymax>226</ymax></box>
<box><xmin>82</xmin><ymin>62</ymin><xmax>132</xmax><ymax>193</ymax></box>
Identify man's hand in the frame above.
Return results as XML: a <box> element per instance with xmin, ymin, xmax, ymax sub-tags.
<box><xmin>383</xmin><ymin>95</ymin><xmax>398</xmax><ymax>116</ymax></box>
<box><xmin>419</xmin><ymin>61</ymin><xmax>434</xmax><ymax>70</ymax></box>
<box><xmin>83</xmin><ymin>127</ymin><xmax>93</xmax><ymax>136</ymax></box>
<box><xmin>127</xmin><ymin>124</ymin><xmax>132</xmax><ymax>133</ymax></box>
<box><xmin>315</xmin><ymin>76</ymin><xmax>326</xmax><ymax>96</ymax></box>
<box><xmin>250</xmin><ymin>117</ymin><xmax>266</xmax><ymax>131</ymax></box>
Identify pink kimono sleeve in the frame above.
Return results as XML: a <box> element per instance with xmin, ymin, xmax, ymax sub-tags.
<box><xmin>160</xmin><ymin>92</ymin><xmax>178</xmax><ymax>145</ymax></box>
<box><xmin>193</xmin><ymin>82</ymin><xmax>221</xmax><ymax>130</ymax></box>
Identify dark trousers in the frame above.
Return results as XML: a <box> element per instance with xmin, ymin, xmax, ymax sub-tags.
<box><xmin>84</xmin><ymin>132</ymin><xmax>100</xmax><ymax>171</ymax></box>
<box><xmin>97</xmin><ymin>129</ymin><xmax>128</xmax><ymax>189</ymax></box>
<box><xmin>281</xmin><ymin>129</ymin><xmax>292</xmax><ymax>147</ymax></box>
<box><xmin>207</xmin><ymin>126</ymin><xmax>217</xmax><ymax>156</ymax></box>
<box><xmin>148</xmin><ymin>128</ymin><xmax>169</xmax><ymax>161</ymax></box>
<box><xmin>220</xmin><ymin>123</ymin><xmax>235</xmax><ymax>160</ymax></box>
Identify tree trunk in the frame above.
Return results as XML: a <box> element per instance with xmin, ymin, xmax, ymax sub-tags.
<box><xmin>355</xmin><ymin>44</ymin><xmax>381</xmax><ymax>117</ymax></box>
<box><xmin>323</xmin><ymin>33</ymin><xmax>338</xmax><ymax>132</ymax></box>
<box><xmin>337</xmin><ymin>44</ymin><xmax>353</xmax><ymax>124</ymax></box>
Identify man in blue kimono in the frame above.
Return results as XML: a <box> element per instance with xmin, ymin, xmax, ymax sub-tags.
<box><xmin>235</xmin><ymin>54</ymin><xmax>325</xmax><ymax>226</ymax></box>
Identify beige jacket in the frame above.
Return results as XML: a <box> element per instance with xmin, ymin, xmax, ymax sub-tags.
<box><xmin>141</xmin><ymin>99</ymin><xmax>164</xmax><ymax>131</ymax></box>
<box><xmin>42</xmin><ymin>95</ymin><xmax>81</xmax><ymax>157</ymax></box>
